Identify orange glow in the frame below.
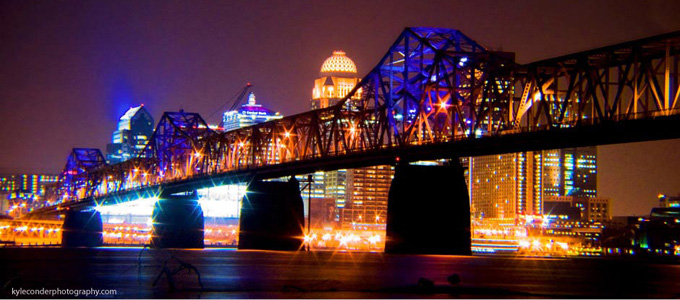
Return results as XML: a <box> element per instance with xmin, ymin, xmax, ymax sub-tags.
<box><xmin>320</xmin><ymin>51</ymin><xmax>358</xmax><ymax>74</ymax></box>
<box><xmin>303</xmin><ymin>228</ymin><xmax>385</xmax><ymax>251</ymax></box>
<box><xmin>312</xmin><ymin>50</ymin><xmax>362</xmax><ymax>103</ymax></box>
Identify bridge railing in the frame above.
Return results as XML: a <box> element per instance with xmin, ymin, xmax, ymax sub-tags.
<box><xmin>45</xmin><ymin>28</ymin><xmax>680</xmax><ymax>207</ymax></box>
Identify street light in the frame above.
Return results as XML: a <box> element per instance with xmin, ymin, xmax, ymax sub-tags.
<box><xmin>300</xmin><ymin>174</ymin><xmax>313</xmax><ymax>251</ymax></box>
<box><xmin>307</xmin><ymin>174</ymin><xmax>312</xmax><ymax>251</ymax></box>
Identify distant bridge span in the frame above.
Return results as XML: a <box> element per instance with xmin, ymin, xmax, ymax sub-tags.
<box><xmin>30</xmin><ymin>27</ymin><xmax>680</xmax><ymax>217</ymax></box>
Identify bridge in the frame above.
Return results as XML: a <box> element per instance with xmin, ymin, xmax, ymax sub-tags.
<box><xmin>26</xmin><ymin>27</ymin><xmax>680</xmax><ymax>253</ymax></box>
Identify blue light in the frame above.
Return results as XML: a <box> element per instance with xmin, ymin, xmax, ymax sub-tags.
<box><xmin>109</xmin><ymin>77</ymin><xmax>136</xmax><ymax>122</ymax></box>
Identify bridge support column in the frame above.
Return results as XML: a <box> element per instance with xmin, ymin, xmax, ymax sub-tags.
<box><xmin>385</xmin><ymin>162</ymin><xmax>471</xmax><ymax>255</ymax></box>
<box><xmin>238</xmin><ymin>178</ymin><xmax>304</xmax><ymax>251</ymax></box>
<box><xmin>62</xmin><ymin>210</ymin><xmax>103</xmax><ymax>248</ymax></box>
<box><xmin>151</xmin><ymin>191</ymin><xmax>204</xmax><ymax>249</ymax></box>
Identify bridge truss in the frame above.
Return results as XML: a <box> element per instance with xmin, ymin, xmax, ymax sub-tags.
<box><xmin>44</xmin><ymin>27</ymin><xmax>680</xmax><ymax>207</ymax></box>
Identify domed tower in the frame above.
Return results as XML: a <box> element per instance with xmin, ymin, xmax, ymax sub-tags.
<box><xmin>311</xmin><ymin>51</ymin><xmax>362</xmax><ymax>110</ymax></box>
<box><xmin>307</xmin><ymin>50</ymin><xmax>392</xmax><ymax>234</ymax></box>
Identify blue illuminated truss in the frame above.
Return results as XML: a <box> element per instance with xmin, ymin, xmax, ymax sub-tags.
<box><xmin>57</xmin><ymin>148</ymin><xmax>107</xmax><ymax>202</ymax></box>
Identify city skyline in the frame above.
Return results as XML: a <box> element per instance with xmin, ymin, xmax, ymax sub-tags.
<box><xmin>2</xmin><ymin>1</ymin><xmax>680</xmax><ymax>217</ymax></box>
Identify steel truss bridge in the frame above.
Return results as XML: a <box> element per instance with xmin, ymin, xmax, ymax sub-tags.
<box><xmin>33</xmin><ymin>27</ymin><xmax>680</xmax><ymax>215</ymax></box>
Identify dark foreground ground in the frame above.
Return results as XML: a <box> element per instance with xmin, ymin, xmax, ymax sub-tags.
<box><xmin>1</xmin><ymin>247</ymin><xmax>679</xmax><ymax>298</ymax></box>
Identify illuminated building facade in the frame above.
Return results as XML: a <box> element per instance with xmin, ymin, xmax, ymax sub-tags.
<box><xmin>344</xmin><ymin>165</ymin><xmax>393</xmax><ymax>230</ymax></box>
<box><xmin>468</xmin><ymin>147</ymin><xmax>598</xmax><ymax>223</ymax></box>
<box><xmin>323</xmin><ymin>170</ymin><xmax>347</xmax><ymax>210</ymax></box>
<box><xmin>0</xmin><ymin>174</ymin><xmax>58</xmax><ymax>198</ymax></box>
<box><xmin>536</xmin><ymin>147</ymin><xmax>597</xmax><ymax>199</ymax></box>
<box><xmin>311</xmin><ymin>51</ymin><xmax>362</xmax><ymax>110</ymax></box>
<box><xmin>222</xmin><ymin>92</ymin><xmax>283</xmax><ymax>132</ymax></box>
<box><xmin>545</xmin><ymin>195</ymin><xmax>611</xmax><ymax>223</ymax></box>
<box><xmin>296</xmin><ymin>171</ymin><xmax>345</xmax><ymax>229</ymax></box>
<box><xmin>468</xmin><ymin>153</ymin><xmax>527</xmax><ymax>220</ymax></box>
<box><xmin>308</xmin><ymin>50</ymin><xmax>392</xmax><ymax>230</ymax></box>
<box><xmin>574</xmin><ymin>197</ymin><xmax>610</xmax><ymax>224</ymax></box>
<box><xmin>1</xmin><ymin>174</ymin><xmax>59</xmax><ymax>216</ymax></box>
<box><xmin>1</xmin><ymin>175</ymin><xmax>17</xmax><ymax>195</ymax></box>
<box><xmin>106</xmin><ymin>105</ymin><xmax>154</xmax><ymax>164</ymax></box>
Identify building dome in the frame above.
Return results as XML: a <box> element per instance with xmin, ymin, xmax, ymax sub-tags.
<box><xmin>320</xmin><ymin>51</ymin><xmax>357</xmax><ymax>75</ymax></box>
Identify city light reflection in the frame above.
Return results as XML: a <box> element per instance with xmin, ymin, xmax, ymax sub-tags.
<box><xmin>303</xmin><ymin>228</ymin><xmax>385</xmax><ymax>252</ymax></box>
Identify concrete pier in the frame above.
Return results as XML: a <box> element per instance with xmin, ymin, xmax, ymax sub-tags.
<box><xmin>385</xmin><ymin>162</ymin><xmax>471</xmax><ymax>255</ymax></box>
<box><xmin>238</xmin><ymin>179</ymin><xmax>304</xmax><ymax>251</ymax></box>
<box><xmin>151</xmin><ymin>191</ymin><xmax>204</xmax><ymax>249</ymax></box>
<box><xmin>61</xmin><ymin>210</ymin><xmax>103</xmax><ymax>248</ymax></box>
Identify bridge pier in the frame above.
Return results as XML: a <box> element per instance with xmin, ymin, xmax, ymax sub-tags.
<box><xmin>151</xmin><ymin>191</ymin><xmax>205</xmax><ymax>249</ymax></box>
<box><xmin>238</xmin><ymin>178</ymin><xmax>304</xmax><ymax>251</ymax></box>
<box><xmin>61</xmin><ymin>210</ymin><xmax>103</xmax><ymax>248</ymax></box>
<box><xmin>385</xmin><ymin>162</ymin><xmax>471</xmax><ymax>255</ymax></box>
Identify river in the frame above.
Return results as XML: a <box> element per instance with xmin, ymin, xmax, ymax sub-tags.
<box><xmin>1</xmin><ymin>247</ymin><xmax>679</xmax><ymax>298</ymax></box>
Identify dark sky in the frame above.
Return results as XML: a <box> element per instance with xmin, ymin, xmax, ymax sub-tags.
<box><xmin>1</xmin><ymin>0</ymin><xmax>679</xmax><ymax>216</ymax></box>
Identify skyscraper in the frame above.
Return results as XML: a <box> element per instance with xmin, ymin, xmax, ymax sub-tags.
<box><xmin>222</xmin><ymin>92</ymin><xmax>283</xmax><ymax>132</ymax></box>
<box><xmin>311</xmin><ymin>51</ymin><xmax>363</xmax><ymax>110</ymax></box>
<box><xmin>309</xmin><ymin>50</ymin><xmax>393</xmax><ymax>230</ymax></box>
<box><xmin>106</xmin><ymin>105</ymin><xmax>154</xmax><ymax>164</ymax></box>
<box><xmin>344</xmin><ymin>165</ymin><xmax>392</xmax><ymax>230</ymax></box>
<box><xmin>468</xmin><ymin>147</ymin><xmax>598</xmax><ymax>222</ymax></box>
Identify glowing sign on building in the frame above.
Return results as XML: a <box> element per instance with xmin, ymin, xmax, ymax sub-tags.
<box><xmin>222</xmin><ymin>92</ymin><xmax>283</xmax><ymax>132</ymax></box>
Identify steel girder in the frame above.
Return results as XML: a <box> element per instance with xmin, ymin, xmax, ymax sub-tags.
<box><xmin>57</xmin><ymin>148</ymin><xmax>107</xmax><ymax>202</ymax></box>
<box><xmin>140</xmin><ymin>111</ymin><xmax>215</xmax><ymax>179</ymax></box>
<box><xmin>512</xmin><ymin>30</ymin><xmax>680</xmax><ymax>129</ymax></box>
<box><xmin>45</xmin><ymin>28</ymin><xmax>680</xmax><ymax>206</ymax></box>
<box><xmin>77</xmin><ymin>112</ymin><xmax>215</xmax><ymax>200</ymax></box>
<box><xmin>346</xmin><ymin>27</ymin><xmax>516</xmax><ymax>146</ymax></box>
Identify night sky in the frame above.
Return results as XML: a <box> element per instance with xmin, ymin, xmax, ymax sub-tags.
<box><xmin>1</xmin><ymin>0</ymin><xmax>679</xmax><ymax>216</ymax></box>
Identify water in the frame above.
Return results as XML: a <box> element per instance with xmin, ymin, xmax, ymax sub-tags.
<box><xmin>1</xmin><ymin>247</ymin><xmax>680</xmax><ymax>298</ymax></box>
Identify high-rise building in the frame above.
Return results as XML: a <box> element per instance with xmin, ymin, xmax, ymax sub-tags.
<box><xmin>311</xmin><ymin>51</ymin><xmax>363</xmax><ymax>110</ymax></box>
<box><xmin>468</xmin><ymin>153</ymin><xmax>526</xmax><ymax>220</ymax></box>
<box><xmin>535</xmin><ymin>147</ymin><xmax>597</xmax><ymax>199</ymax></box>
<box><xmin>0</xmin><ymin>174</ymin><xmax>58</xmax><ymax>197</ymax></box>
<box><xmin>222</xmin><ymin>92</ymin><xmax>283</xmax><ymax>131</ymax></box>
<box><xmin>1</xmin><ymin>173</ymin><xmax>59</xmax><ymax>216</ymax></box>
<box><xmin>468</xmin><ymin>147</ymin><xmax>598</xmax><ymax>222</ymax></box>
<box><xmin>344</xmin><ymin>165</ymin><xmax>393</xmax><ymax>230</ymax></box>
<box><xmin>106</xmin><ymin>105</ymin><xmax>154</xmax><ymax>164</ymax></box>
<box><xmin>308</xmin><ymin>50</ymin><xmax>393</xmax><ymax>230</ymax></box>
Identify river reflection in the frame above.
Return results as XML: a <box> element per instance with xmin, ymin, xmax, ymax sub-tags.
<box><xmin>2</xmin><ymin>247</ymin><xmax>680</xmax><ymax>298</ymax></box>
